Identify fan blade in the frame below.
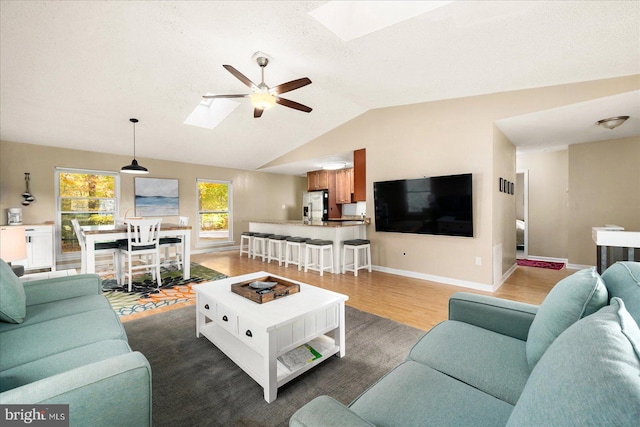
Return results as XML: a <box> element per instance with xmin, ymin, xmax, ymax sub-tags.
<box><xmin>254</xmin><ymin>108</ymin><xmax>264</xmax><ymax>118</ymax></box>
<box><xmin>223</xmin><ymin>65</ymin><xmax>257</xmax><ymax>90</ymax></box>
<box><xmin>276</xmin><ymin>97</ymin><xmax>312</xmax><ymax>113</ymax></box>
<box><xmin>202</xmin><ymin>94</ymin><xmax>249</xmax><ymax>99</ymax></box>
<box><xmin>270</xmin><ymin>77</ymin><xmax>312</xmax><ymax>95</ymax></box>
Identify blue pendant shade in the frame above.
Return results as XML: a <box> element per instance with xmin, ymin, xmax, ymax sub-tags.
<box><xmin>121</xmin><ymin>118</ymin><xmax>149</xmax><ymax>174</ymax></box>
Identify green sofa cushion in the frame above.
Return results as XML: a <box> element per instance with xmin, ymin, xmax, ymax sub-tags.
<box><xmin>349</xmin><ymin>361</ymin><xmax>514</xmax><ymax>426</ymax></box>
<box><xmin>0</xmin><ymin>294</ymin><xmax>112</xmax><ymax>334</ymax></box>
<box><xmin>0</xmin><ymin>339</ymin><xmax>131</xmax><ymax>392</ymax></box>
<box><xmin>526</xmin><ymin>268</ymin><xmax>607</xmax><ymax>369</ymax></box>
<box><xmin>508</xmin><ymin>298</ymin><xmax>640</xmax><ymax>426</ymax></box>
<box><xmin>0</xmin><ymin>308</ymin><xmax>127</xmax><ymax>371</ymax></box>
<box><xmin>0</xmin><ymin>259</ymin><xmax>26</xmax><ymax>324</ymax></box>
<box><xmin>602</xmin><ymin>261</ymin><xmax>640</xmax><ymax>325</ymax></box>
<box><xmin>406</xmin><ymin>320</ymin><xmax>529</xmax><ymax>405</ymax></box>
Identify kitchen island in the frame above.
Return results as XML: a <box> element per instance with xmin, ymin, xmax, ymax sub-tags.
<box><xmin>249</xmin><ymin>220</ymin><xmax>368</xmax><ymax>274</ymax></box>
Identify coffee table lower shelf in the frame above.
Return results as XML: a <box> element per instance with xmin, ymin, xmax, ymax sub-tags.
<box><xmin>198</xmin><ymin>315</ymin><xmax>343</xmax><ymax>403</ymax></box>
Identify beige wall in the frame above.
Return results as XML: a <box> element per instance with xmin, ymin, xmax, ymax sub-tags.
<box><xmin>493</xmin><ymin>126</ymin><xmax>517</xmax><ymax>278</ymax></box>
<box><xmin>0</xmin><ymin>140</ymin><xmax>307</xmax><ymax>262</ymax></box>
<box><xmin>516</xmin><ymin>149</ymin><xmax>569</xmax><ymax>260</ymax></box>
<box><xmin>568</xmin><ymin>137</ymin><xmax>640</xmax><ymax>265</ymax></box>
<box><xmin>264</xmin><ymin>75</ymin><xmax>639</xmax><ymax>287</ymax></box>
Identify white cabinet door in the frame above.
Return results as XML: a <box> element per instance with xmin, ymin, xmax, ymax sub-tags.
<box><xmin>16</xmin><ymin>225</ymin><xmax>55</xmax><ymax>271</ymax></box>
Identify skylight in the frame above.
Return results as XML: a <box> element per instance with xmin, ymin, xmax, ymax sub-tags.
<box><xmin>184</xmin><ymin>95</ymin><xmax>240</xmax><ymax>130</ymax></box>
<box><xmin>309</xmin><ymin>1</ymin><xmax>454</xmax><ymax>41</ymax></box>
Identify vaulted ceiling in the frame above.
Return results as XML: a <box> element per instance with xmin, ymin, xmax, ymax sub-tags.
<box><xmin>1</xmin><ymin>1</ymin><xmax>638</xmax><ymax>175</ymax></box>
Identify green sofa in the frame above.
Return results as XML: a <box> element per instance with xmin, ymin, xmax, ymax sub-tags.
<box><xmin>290</xmin><ymin>262</ymin><xmax>640</xmax><ymax>426</ymax></box>
<box><xmin>0</xmin><ymin>259</ymin><xmax>152</xmax><ymax>426</ymax></box>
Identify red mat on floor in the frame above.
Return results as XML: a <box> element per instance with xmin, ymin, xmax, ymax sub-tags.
<box><xmin>517</xmin><ymin>259</ymin><xmax>565</xmax><ymax>270</ymax></box>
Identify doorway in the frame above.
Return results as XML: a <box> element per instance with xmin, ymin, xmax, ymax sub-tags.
<box><xmin>516</xmin><ymin>171</ymin><xmax>528</xmax><ymax>259</ymax></box>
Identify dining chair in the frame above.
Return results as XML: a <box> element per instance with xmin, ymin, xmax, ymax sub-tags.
<box><xmin>119</xmin><ymin>218</ymin><xmax>162</xmax><ymax>292</ymax></box>
<box><xmin>71</xmin><ymin>218</ymin><xmax>121</xmax><ymax>283</ymax></box>
<box><xmin>159</xmin><ymin>216</ymin><xmax>188</xmax><ymax>269</ymax></box>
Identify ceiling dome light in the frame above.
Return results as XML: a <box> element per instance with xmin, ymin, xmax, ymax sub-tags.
<box><xmin>322</xmin><ymin>162</ymin><xmax>348</xmax><ymax>170</ymax></box>
<box><xmin>250</xmin><ymin>92</ymin><xmax>276</xmax><ymax>110</ymax></box>
<box><xmin>596</xmin><ymin>116</ymin><xmax>630</xmax><ymax>130</ymax></box>
<box><xmin>121</xmin><ymin>118</ymin><xmax>149</xmax><ymax>174</ymax></box>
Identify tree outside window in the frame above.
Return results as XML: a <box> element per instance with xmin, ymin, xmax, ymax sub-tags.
<box><xmin>197</xmin><ymin>179</ymin><xmax>232</xmax><ymax>245</ymax></box>
<box><xmin>56</xmin><ymin>168</ymin><xmax>119</xmax><ymax>255</ymax></box>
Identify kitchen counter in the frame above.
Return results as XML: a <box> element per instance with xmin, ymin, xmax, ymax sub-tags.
<box><xmin>249</xmin><ymin>220</ymin><xmax>368</xmax><ymax>274</ymax></box>
<box><xmin>250</xmin><ymin>219</ymin><xmax>369</xmax><ymax>228</ymax></box>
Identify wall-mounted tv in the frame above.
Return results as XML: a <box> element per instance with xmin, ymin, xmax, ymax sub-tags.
<box><xmin>374</xmin><ymin>173</ymin><xmax>473</xmax><ymax>237</ymax></box>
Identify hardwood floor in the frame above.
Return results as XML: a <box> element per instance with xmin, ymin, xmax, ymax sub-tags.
<box><xmin>190</xmin><ymin>251</ymin><xmax>574</xmax><ymax>331</ymax></box>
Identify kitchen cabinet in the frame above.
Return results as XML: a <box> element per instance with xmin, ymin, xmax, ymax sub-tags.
<box><xmin>335</xmin><ymin>168</ymin><xmax>354</xmax><ymax>204</ymax></box>
<box><xmin>327</xmin><ymin>171</ymin><xmax>341</xmax><ymax>218</ymax></box>
<box><xmin>353</xmin><ymin>148</ymin><xmax>366</xmax><ymax>202</ymax></box>
<box><xmin>15</xmin><ymin>224</ymin><xmax>56</xmax><ymax>271</ymax></box>
<box><xmin>307</xmin><ymin>170</ymin><xmax>329</xmax><ymax>191</ymax></box>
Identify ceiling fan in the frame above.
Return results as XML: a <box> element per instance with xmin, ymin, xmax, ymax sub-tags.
<box><xmin>203</xmin><ymin>56</ymin><xmax>312</xmax><ymax>118</ymax></box>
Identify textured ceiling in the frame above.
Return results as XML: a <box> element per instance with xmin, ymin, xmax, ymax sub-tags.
<box><xmin>1</xmin><ymin>1</ymin><xmax>639</xmax><ymax>175</ymax></box>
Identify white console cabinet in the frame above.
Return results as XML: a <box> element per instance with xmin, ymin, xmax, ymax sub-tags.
<box><xmin>15</xmin><ymin>225</ymin><xmax>56</xmax><ymax>272</ymax></box>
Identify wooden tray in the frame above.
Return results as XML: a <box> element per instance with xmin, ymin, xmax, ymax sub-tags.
<box><xmin>231</xmin><ymin>275</ymin><xmax>300</xmax><ymax>304</ymax></box>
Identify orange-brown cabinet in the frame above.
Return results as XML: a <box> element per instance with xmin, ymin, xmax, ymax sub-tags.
<box><xmin>335</xmin><ymin>168</ymin><xmax>354</xmax><ymax>204</ymax></box>
<box><xmin>307</xmin><ymin>170</ymin><xmax>329</xmax><ymax>191</ymax></box>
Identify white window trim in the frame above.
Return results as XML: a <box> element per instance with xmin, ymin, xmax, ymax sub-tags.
<box><xmin>196</xmin><ymin>178</ymin><xmax>233</xmax><ymax>247</ymax></box>
<box><xmin>55</xmin><ymin>167</ymin><xmax>120</xmax><ymax>260</ymax></box>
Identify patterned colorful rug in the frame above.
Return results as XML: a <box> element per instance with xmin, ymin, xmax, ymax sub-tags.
<box><xmin>517</xmin><ymin>259</ymin><xmax>565</xmax><ymax>270</ymax></box>
<box><xmin>102</xmin><ymin>262</ymin><xmax>227</xmax><ymax>317</ymax></box>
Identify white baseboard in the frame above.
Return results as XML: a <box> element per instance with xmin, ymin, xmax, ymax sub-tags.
<box><xmin>567</xmin><ymin>263</ymin><xmax>595</xmax><ymax>270</ymax></box>
<box><xmin>495</xmin><ymin>262</ymin><xmax>518</xmax><ymax>291</ymax></box>
<box><xmin>372</xmin><ymin>265</ymin><xmax>497</xmax><ymax>292</ymax></box>
<box><xmin>192</xmin><ymin>245</ymin><xmax>240</xmax><ymax>255</ymax></box>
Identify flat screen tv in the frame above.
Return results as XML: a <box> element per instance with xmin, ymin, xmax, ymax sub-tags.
<box><xmin>374</xmin><ymin>173</ymin><xmax>473</xmax><ymax>237</ymax></box>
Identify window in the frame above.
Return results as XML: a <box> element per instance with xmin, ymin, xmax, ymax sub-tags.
<box><xmin>197</xmin><ymin>179</ymin><xmax>232</xmax><ymax>245</ymax></box>
<box><xmin>55</xmin><ymin>168</ymin><xmax>119</xmax><ymax>256</ymax></box>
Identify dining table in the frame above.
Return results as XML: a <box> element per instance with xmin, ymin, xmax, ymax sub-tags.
<box><xmin>81</xmin><ymin>222</ymin><xmax>192</xmax><ymax>280</ymax></box>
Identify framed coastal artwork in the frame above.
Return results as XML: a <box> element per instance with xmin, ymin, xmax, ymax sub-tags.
<box><xmin>134</xmin><ymin>177</ymin><xmax>179</xmax><ymax>216</ymax></box>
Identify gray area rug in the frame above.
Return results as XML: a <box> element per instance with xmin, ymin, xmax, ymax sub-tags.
<box><xmin>124</xmin><ymin>304</ymin><xmax>426</xmax><ymax>427</ymax></box>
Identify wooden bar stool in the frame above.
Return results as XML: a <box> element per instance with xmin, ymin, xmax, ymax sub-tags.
<box><xmin>304</xmin><ymin>239</ymin><xmax>334</xmax><ymax>276</ymax></box>
<box><xmin>239</xmin><ymin>231</ymin><xmax>256</xmax><ymax>258</ymax></box>
<box><xmin>342</xmin><ymin>239</ymin><xmax>372</xmax><ymax>276</ymax></box>
<box><xmin>267</xmin><ymin>235</ymin><xmax>289</xmax><ymax>266</ymax></box>
<box><xmin>285</xmin><ymin>236</ymin><xmax>310</xmax><ymax>271</ymax></box>
<box><xmin>251</xmin><ymin>233</ymin><xmax>273</xmax><ymax>261</ymax></box>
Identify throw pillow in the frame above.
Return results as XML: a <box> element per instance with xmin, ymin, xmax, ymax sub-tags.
<box><xmin>526</xmin><ymin>268</ymin><xmax>607</xmax><ymax>369</ymax></box>
<box><xmin>0</xmin><ymin>259</ymin><xmax>27</xmax><ymax>323</ymax></box>
<box><xmin>508</xmin><ymin>298</ymin><xmax>640</xmax><ymax>426</ymax></box>
<box><xmin>602</xmin><ymin>261</ymin><xmax>640</xmax><ymax>325</ymax></box>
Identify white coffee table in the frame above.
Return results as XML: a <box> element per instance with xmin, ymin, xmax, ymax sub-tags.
<box><xmin>194</xmin><ymin>271</ymin><xmax>348</xmax><ymax>403</ymax></box>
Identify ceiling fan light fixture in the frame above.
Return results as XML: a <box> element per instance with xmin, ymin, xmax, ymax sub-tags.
<box><xmin>596</xmin><ymin>116</ymin><xmax>629</xmax><ymax>130</ymax></box>
<box><xmin>121</xmin><ymin>118</ymin><xmax>149</xmax><ymax>175</ymax></box>
<box><xmin>250</xmin><ymin>92</ymin><xmax>276</xmax><ymax>110</ymax></box>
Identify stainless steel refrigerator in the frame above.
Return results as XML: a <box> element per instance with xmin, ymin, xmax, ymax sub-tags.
<box><xmin>302</xmin><ymin>190</ymin><xmax>328</xmax><ymax>222</ymax></box>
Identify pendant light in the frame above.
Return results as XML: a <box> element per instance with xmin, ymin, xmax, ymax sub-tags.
<box><xmin>120</xmin><ymin>118</ymin><xmax>149</xmax><ymax>174</ymax></box>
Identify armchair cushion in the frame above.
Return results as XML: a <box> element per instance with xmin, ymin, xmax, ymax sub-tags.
<box><xmin>602</xmin><ymin>261</ymin><xmax>640</xmax><ymax>325</ymax></box>
<box><xmin>526</xmin><ymin>268</ymin><xmax>607</xmax><ymax>369</ymax></box>
<box><xmin>508</xmin><ymin>298</ymin><xmax>640</xmax><ymax>426</ymax></box>
<box><xmin>0</xmin><ymin>259</ymin><xmax>26</xmax><ymax>324</ymax></box>
<box><xmin>349</xmin><ymin>361</ymin><xmax>514</xmax><ymax>426</ymax></box>
<box><xmin>406</xmin><ymin>320</ymin><xmax>529</xmax><ymax>405</ymax></box>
